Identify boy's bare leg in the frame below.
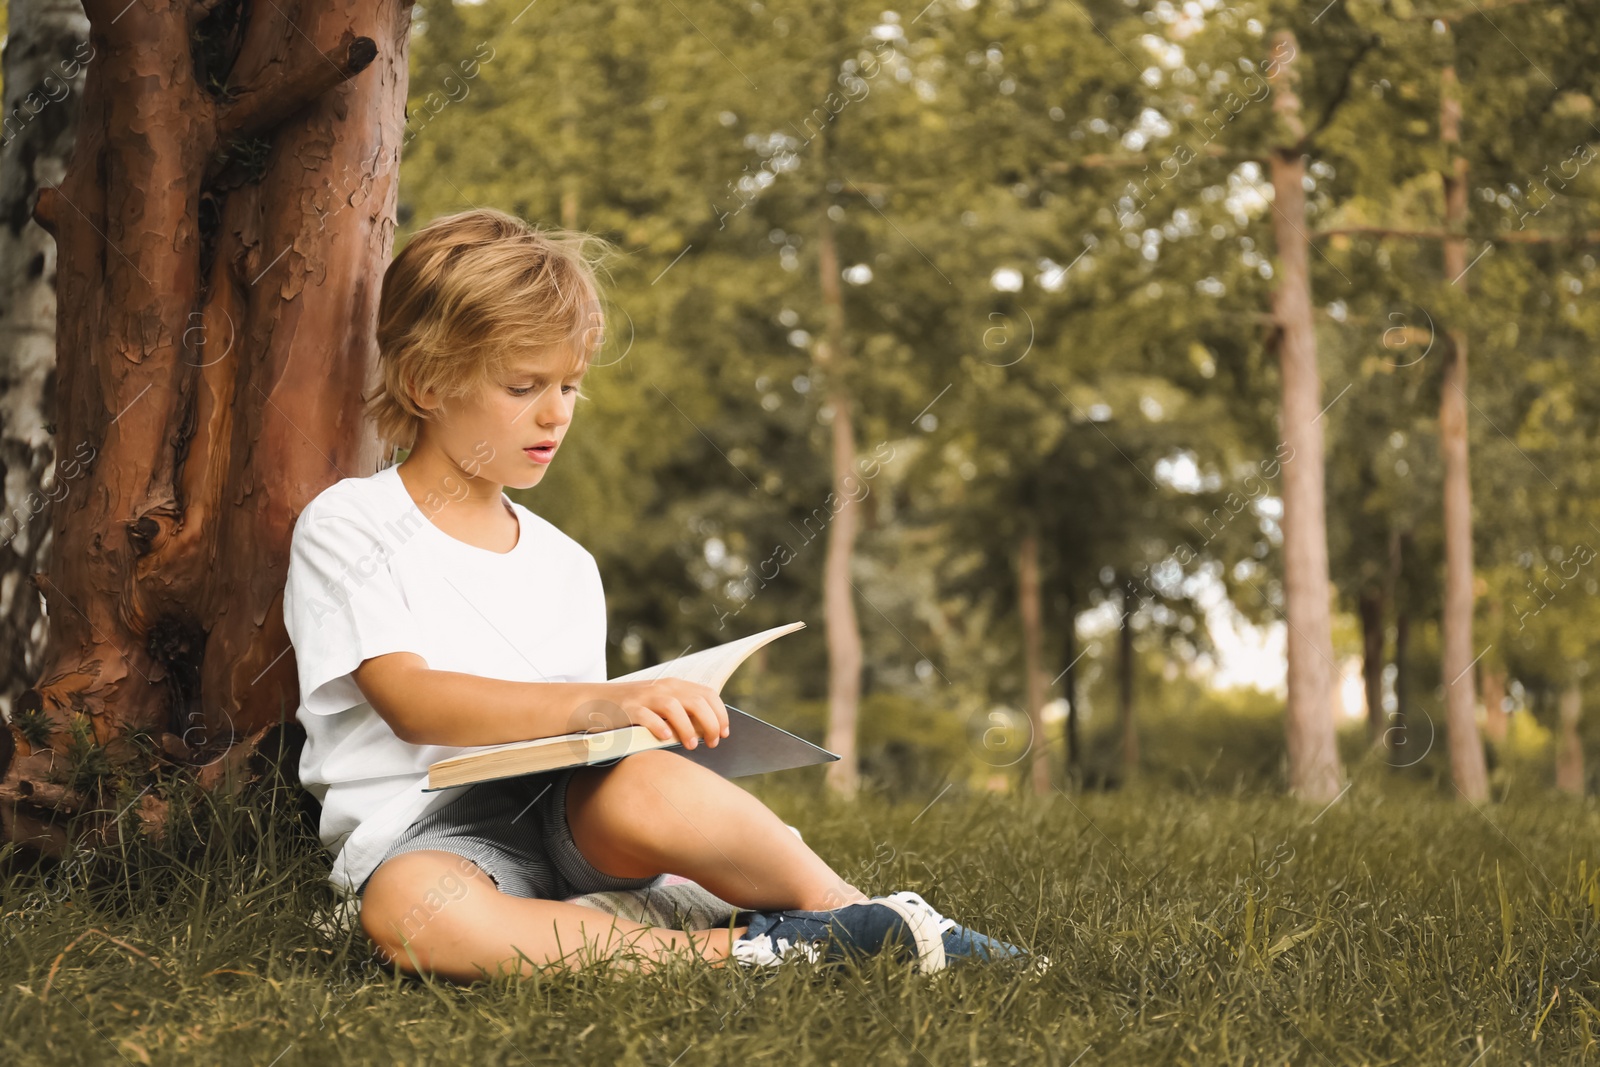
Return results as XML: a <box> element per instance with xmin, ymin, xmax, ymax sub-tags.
<box><xmin>360</xmin><ymin>850</ymin><xmax>750</xmax><ymax>983</ymax></box>
<box><xmin>564</xmin><ymin>749</ymin><xmax>872</xmax><ymax>913</ymax></box>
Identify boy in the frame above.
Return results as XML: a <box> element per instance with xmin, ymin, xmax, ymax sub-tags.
<box><xmin>282</xmin><ymin>208</ymin><xmax>1035</xmax><ymax>983</ymax></box>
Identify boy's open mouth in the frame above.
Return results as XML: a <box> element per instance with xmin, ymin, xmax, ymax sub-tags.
<box><xmin>525</xmin><ymin>443</ymin><xmax>557</xmax><ymax>464</ymax></box>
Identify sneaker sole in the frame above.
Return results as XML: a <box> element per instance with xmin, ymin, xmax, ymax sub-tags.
<box><xmin>868</xmin><ymin>895</ymin><xmax>947</xmax><ymax>974</ymax></box>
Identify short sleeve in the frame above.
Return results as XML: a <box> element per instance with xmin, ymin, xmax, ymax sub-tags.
<box><xmin>282</xmin><ymin>506</ymin><xmax>430</xmax><ymax>717</ymax></box>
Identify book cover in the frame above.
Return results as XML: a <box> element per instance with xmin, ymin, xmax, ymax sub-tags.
<box><xmin>423</xmin><ymin>622</ymin><xmax>833</xmax><ymax>791</ymax></box>
<box><xmin>423</xmin><ymin>705</ymin><xmax>836</xmax><ymax>792</ymax></box>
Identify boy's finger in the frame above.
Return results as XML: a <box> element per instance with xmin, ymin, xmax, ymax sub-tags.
<box><xmin>681</xmin><ymin>697</ymin><xmax>713</xmax><ymax>748</ymax></box>
<box><xmin>686</xmin><ymin>697</ymin><xmax>719</xmax><ymax>747</ymax></box>
<box><xmin>639</xmin><ymin>709</ymin><xmax>672</xmax><ymax>742</ymax></box>
<box><xmin>695</xmin><ymin>684</ymin><xmax>729</xmax><ymax>737</ymax></box>
<box><xmin>660</xmin><ymin>700</ymin><xmax>698</xmax><ymax>748</ymax></box>
<box><xmin>682</xmin><ymin>698</ymin><xmax>707</xmax><ymax>746</ymax></box>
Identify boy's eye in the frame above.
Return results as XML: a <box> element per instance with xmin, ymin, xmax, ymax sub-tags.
<box><xmin>508</xmin><ymin>382</ymin><xmax>580</xmax><ymax>397</ymax></box>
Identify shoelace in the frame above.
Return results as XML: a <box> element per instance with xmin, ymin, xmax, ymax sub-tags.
<box><xmin>729</xmin><ymin>929</ymin><xmax>823</xmax><ymax>967</ymax></box>
<box><xmin>888</xmin><ymin>890</ymin><xmax>1051</xmax><ymax>973</ymax></box>
<box><xmin>884</xmin><ymin>890</ymin><xmax>958</xmax><ymax>937</ymax></box>
<box><xmin>732</xmin><ymin>897</ymin><xmax>966</xmax><ymax>969</ymax></box>
<box><xmin>729</xmin><ymin>936</ymin><xmax>782</xmax><ymax>966</ymax></box>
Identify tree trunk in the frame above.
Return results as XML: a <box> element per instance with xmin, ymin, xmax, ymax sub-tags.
<box><xmin>1018</xmin><ymin>521</ymin><xmax>1049</xmax><ymax>795</ymax></box>
<box><xmin>1481</xmin><ymin>597</ymin><xmax>1507</xmax><ymax>746</ymax></box>
<box><xmin>1267</xmin><ymin>29</ymin><xmax>1343</xmax><ymax>802</ymax></box>
<box><xmin>1379</xmin><ymin>525</ymin><xmax>1404</xmax><ymax>755</ymax></box>
<box><xmin>0</xmin><ymin>0</ymin><xmax>89</xmax><ymax>724</ymax></box>
<box><xmin>1481</xmin><ymin>663</ymin><xmax>1508</xmax><ymax>746</ymax></box>
<box><xmin>1118</xmin><ymin>580</ymin><xmax>1138</xmax><ymax>778</ymax></box>
<box><xmin>1392</xmin><ymin>597</ymin><xmax>1410</xmax><ymax>758</ymax></box>
<box><xmin>1556</xmin><ymin>679</ymin><xmax>1584</xmax><ymax>796</ymax></box>
<box><xmin>1358</xmin><ymin>586</ymin><xmax>1385</xmax><ymax>749</ymax></box>
<box><xmin>0</xmin><ymin>1</ymin><xmax>412</xmax><ymax>855</ymax></box>
<box><xmin>557</xmin><ymin>50</ymin><xmax>579</xmax><ymax>230</ymax></box>
<box><xmin>813</xmin><ymin>149</ymin><xmax>863</xmax><ymax>798</ymax></box>
<box><xmin>1062</xmin><ymin>581</ymin><xmax>1081</xmax><ymax>785</ymax></box>
<box><xmin>1438</xmin><ymin>60</ymin><xmax>1490</xmax><ymax>803</ymax></box>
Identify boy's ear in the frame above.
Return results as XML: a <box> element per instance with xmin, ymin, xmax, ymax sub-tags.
<box><xmin>407</xmin><ymin>375</ymin><xmax>439</xmax><ymax>413</ymax></box>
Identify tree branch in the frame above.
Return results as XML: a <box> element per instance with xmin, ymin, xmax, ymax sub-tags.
<box><xmin>1316</xmin><ymin>225</ymin><xmax>1600</xmax><ymax>244</ymax></box>
<box><xmin>1302</xmin><ymin>35</ymin><xmax>1380</xmax><ymax>151</ymax></box>
<box><xmin>1041</xmin><ymin>144</ymin><xmax>1262</xmax><ymax>173</ymax></box>
<box><xmin>1407</xmin><ymin>0</ymin><xmax>1544</xmax><ymax>22</ymax></box>
<box><xmin>217</xmin><ymin>28</ymin><xmax>377</xmax><ymax>144</ymax></box>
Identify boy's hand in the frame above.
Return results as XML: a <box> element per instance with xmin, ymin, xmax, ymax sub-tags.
<box><xmin>596</xmin><ymin>678</ymin><xmax>729</xmax><ymax>750</ymax></box>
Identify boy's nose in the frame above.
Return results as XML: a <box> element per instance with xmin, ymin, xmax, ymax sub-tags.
<box><xmin>535</xmin><ymin>391</ymin><xmax>570</xmax><ymax>425</ymax></box>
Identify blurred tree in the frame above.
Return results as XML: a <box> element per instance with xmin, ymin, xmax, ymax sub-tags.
<box><xmin>1311</xmin><ymin>0</ymin><xmax>1600</xmax><ymax>797</ymax></box>
<box><xmin>1261</xmin><ymin>25</ymin><xmax>1344</xmax><ymax>802</ymax></box>
<box><xmin>1435</xmin><ymin>44</ymin><xmax>1491</xmax><ymax>803</ymax></box>
<box><xmin>396</xmin><ymin>0</ymin><xmax>1600</xmax><ymax>803</ymax></box>
<box><xmin>402</xmin><ymin>0</ymin><xmax>936</xmax><ymax>796</ymax></box>
<box><xmin>883</xmin><ymin>0</ymin><xmax>1285</xmax><ymax>793</ymax></box>
<box><xmin>0</xmin><ymin>0</ymin><xmax>88</xmax><ymax>724</ymax></box>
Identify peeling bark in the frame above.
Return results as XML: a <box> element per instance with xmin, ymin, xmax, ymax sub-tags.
<box><xmin>0</xmin><ymin>0</ymin><xmax>413</xmax><ymax>856</ymax></box>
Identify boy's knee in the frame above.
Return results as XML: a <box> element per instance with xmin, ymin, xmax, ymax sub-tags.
<box><xmin>625</xmin><ymin>747</ymin><xmax>724</xmax><ymax>789</ymax></box>
<box><xmin>624</xmin><ymin>747</ymin><xmax>701</xmax><ymax>778</ymax></box>
<box><xmin>577</xmin><ymin>748</ymin><xmax>701</xmax><ymax>803</ymax></box>
<box><xmin>359</xmin><ymin>851</ymin><xmax>494</xmax><ymax>972</ymax></box>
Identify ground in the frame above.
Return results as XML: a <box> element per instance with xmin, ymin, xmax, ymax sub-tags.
<box><xmin>2</xmin><ymin>754</ymin><xmax>1598</xmax><ymax>1065</ymax></box>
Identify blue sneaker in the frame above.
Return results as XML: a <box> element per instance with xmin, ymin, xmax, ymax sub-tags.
<box><xmin>729</xmin><ymin>895</ymin><xmax>947</xmax><ymax>973</ymax></box>
<box><xmin>880</xmin><ymin>891</ymin><xmax>1050</xmax><ymax>973</ymax></box>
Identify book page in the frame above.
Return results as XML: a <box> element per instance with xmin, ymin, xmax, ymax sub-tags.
<box><xmin>432</xmin><ymin>622</ymin><xmax>807</xmax><ymax>763</ymax></box>
<box><xmin>609</xmin><ymin>621</ymin><xmax>805</xmax><ymax>692</ymax></box>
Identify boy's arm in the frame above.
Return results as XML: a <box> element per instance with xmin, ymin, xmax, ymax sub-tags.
<box><xmin>351</xmin><ymin>652</ymin><xmax>730</xmax><ymax>749</ymax></box>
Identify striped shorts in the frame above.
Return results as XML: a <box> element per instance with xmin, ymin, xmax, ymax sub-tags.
<box><xmin>356</xmin><ymin>766</ymin><xmax>665</xmax><ymax>901</ymax></box>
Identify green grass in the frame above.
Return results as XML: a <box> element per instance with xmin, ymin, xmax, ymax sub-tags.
<box><xmin>3</xmin><ymin>754</ymin><xmax>1599</xmax><ymax>1065</ymax></box>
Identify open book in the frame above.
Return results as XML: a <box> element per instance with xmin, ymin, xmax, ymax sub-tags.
<box><xmin>424</xmin><ymin>621</ymin><xmax>836</xmax><ymax>791</ymax></box>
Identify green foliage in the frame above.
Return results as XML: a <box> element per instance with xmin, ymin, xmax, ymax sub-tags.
<box><xmin>1082</xmin><ymin>673</ymin><xmax>1289</xmax><ymax>793</ymax></box>
<box><xmin>61</xmin><ymin>714</ymin><xmax>112</xmax><ymax>795</ymax></box>
<box><xmin>12</xmin><ymin>699</ymin><xmax>51</xmax><ymax>750</ymax></box>
<box><xmin>777</xmin><ymin>690</ymin><xmax>975</xmax><ymax>803</ymax></box>
<box><xmin>391</xmin><ymin>0</ymin><xmax>1598</xmax><ymax>791</ymax></box>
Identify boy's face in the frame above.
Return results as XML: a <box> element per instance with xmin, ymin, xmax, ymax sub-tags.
<box><xmin>422</xmin><ymin>348</ymin><xmax>587</xmax><ymax>491</ymax></box>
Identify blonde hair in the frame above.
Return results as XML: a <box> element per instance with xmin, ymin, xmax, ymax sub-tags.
<box><xmin>366</xmin><ymin>207</ymin><xmax>616</xmax><ymax>455</ymax></box>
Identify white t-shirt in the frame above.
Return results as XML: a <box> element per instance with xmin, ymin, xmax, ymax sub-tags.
<box><xmin>281</xmin><ymin>463</ymin><xmax>609</xmax><ymax>897</ymax></box>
